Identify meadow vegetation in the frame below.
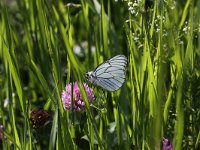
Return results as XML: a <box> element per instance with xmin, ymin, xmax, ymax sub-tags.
<box><xmin>0</xmin><ymin>0</ymin><xmax>200</xmax><ymax>149</ymax></box>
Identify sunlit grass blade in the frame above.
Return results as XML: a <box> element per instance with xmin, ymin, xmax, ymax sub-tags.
<box><xmin>1</xmin><ymin>0</ymin><xmax>200</xmax><ymax>149</ymax></box>
<box><xmin>49</xmin><ymin>109</ymin><xmax>58</xmax><ymax>150</ymax></box>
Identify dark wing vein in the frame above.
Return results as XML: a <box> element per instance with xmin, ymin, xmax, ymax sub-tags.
<box><xmin>90</xmin><ymin>55</ymin><xmax>127</xmax><ymax>91</ymax></box>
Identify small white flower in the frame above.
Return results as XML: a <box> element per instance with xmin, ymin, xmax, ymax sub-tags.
<box><xmin>133</xmin><ymin>3</ymin><xmax>139</xmax><ymax>7</ymax></box>
<box><xmin>131</xmin><ymin>10</ymin><xmax>135</xmax><ymax>14</ymax></box>
<box><xmin>156</xmin><ymin>28</ymin><xmax>160</xmax><ymax>32</ymax></box>
<box><xmin>163</xmin><ymin>33</ymin><xmax>168</xmax><ymax>37</ymax></box>
<box><xmin>128</xmin><ymin>2</ymin><xmax>133</xmax><ymax>6</ymax></box>
<box><xmin>179</xmin><ymin>41</ymin><xmax>184</xmax><ymax>45</ymax></box>
<box><xmin>183</xmin><ymin>27</ymin><xmax>187</xmax><ymax>32</ymax></box>
<box><xmin>134</xmin><ymin>37</ymin><xmax>139</xmax><ymax>41</ymax></box>
<box><xmin>128</xmin><ymin>7</ymin><xmax>134</xmax><ymax>11</ymax></box>
<box><xmin>162</xmin><ymin>16</ymin><xmax>166</xmax><ymax>22</ymax></box>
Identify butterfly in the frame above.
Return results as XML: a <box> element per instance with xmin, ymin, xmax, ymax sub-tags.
<box><xmin>86</xmin><ymin>55</ymin><xmax>127</xmax><ymax>91</ymax></box>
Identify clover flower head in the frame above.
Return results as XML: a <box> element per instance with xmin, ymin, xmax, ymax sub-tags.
<box><xmin>30</xmin><ymin>108</ymin><xmax>50</xmax><ymax>128</ymax></box>
<box><xmin>61</xmin><ymin>82</ymin><xmax>95</xmax><ymax>112</ymax></box>
<box><xmin>162</xmin><ymin>138</ymin><xmax>173</xmax><ymax>150</ymax></box>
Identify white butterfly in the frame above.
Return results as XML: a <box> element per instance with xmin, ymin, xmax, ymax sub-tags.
<box><xmin>86</xmin><ymin>55</ymin><xmax>127</xmax><ymax>91</ymax></box>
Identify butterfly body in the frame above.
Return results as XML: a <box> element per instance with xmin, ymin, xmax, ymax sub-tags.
<box><xmin>86</xmin><ymin>55</ymin><xmax>127</xmax><ymax>91</ymax></box>
<box><xmin>86</xmin><ymin>71</ymin><xmax>96</xmax><ymax>83</ymax></box>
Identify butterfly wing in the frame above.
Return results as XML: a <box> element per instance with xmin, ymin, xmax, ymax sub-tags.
<box><xmin>88</xmin><ymin>55</ymin><xmax>127</xmax><ymax>91</ymax></box>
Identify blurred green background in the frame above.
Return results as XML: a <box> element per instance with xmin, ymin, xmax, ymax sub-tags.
<box><xmin>0</xmin><ymin>0</ymin><xmax>200</xmax><ymax>149</ymax></box>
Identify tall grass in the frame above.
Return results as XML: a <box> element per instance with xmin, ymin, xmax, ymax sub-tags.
<box><xmin>0</xmin><ymin>0</ymin><xmax>200</xmax><ymax>149</ymax></box>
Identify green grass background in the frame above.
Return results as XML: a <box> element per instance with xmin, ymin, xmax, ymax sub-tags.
<box><xmin>0</xmin><ymin>0</ymin><xmax>200</xmax><ymax>149</ymax></box>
